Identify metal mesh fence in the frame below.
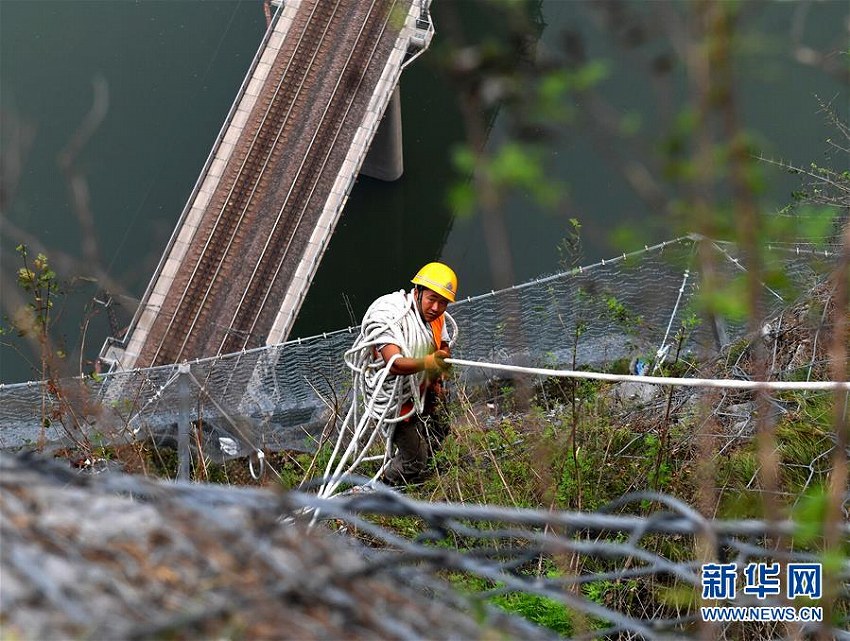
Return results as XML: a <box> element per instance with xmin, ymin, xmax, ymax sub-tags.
<box><xmin>288</xmin><ymin>487</ymin><xmax>850</xmax><ymax>640</ymax></box>
<box><xmin>0</xmin><ymin>236</ymin><xmax>840</xmax><ymax>460</ymax></box>
<box><xmin>1</xmin><ymin>235</ymin><xmax>846</xmax><ymax>639</ymax></box>
<box><xmin>3</xmin><ymin>451</ymin><xmax>847</xmax><ymax>640</ymax></box>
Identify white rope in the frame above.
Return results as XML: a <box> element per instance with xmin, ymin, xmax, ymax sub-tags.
<box><xmin>652</xmin><ymin>268</ymin><xmax>690</xmax><ymax>375</ymax></box>
<box><xmin>343</xmin><ymin>290</ymin><xmax>433</xmax><ymax>422</ymax></box>
<box><xmin>316</xmin><ymin>290</ymin><xmax>458</xmax><ymax>500</ymax></box>
<box><xmin>446</xmin><ymin>358</ymin><xmax>850</xmax><ymax>391</ymax></box>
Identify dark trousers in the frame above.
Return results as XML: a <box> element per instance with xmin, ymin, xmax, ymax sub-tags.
<box><xmin>383</xmin><ymin>405</ymin><xmax>449</xmax><ymax>485</ymax></box>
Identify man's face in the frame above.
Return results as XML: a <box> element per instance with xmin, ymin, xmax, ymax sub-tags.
<box><xmin>418</xmin><ymin>288</ymin><xmax>449</xmax><ymax>323</ymax></box>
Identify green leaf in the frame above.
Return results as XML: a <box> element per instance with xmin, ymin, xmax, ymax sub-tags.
<box><xmin>698</xmin><ymin>278</ymin><xmax>749</xmax><ymax>322</ymax></box>
<box><xmin>17</xmin><ymin>268</ymin><xmax>35</xmax><ymax>287</ymax></box>
<box><xmin>451</xmin><ymin>145</ymin><xmax>477</xmax><ymax>175</ymax></box>
<box><xmin>790</xmin><ymin>484</ymin><xmax>829</xmax><ymax>544</ymax></box>
<box><xmin>538</xmin><ymin>70</ymin><xmax>570</xmax><ymax>103</ymax></box>
<box><xmin>490</xmin><ymin>143</ymin><xmax>542</xmax><ymax>187</ymax></box>
<box><xmin>447</xmin><ymin>182</ymin><xmax>476</xmax><ymax>218</ymax></box>
<box><xmin>797</xmin><ymin>206</ymin><xmax>839</xmax><ymax>243</ymax></box>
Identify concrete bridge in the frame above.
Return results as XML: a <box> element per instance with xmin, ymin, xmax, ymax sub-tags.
<box><xmin>101</xmin><ymin>0</ymin><xmax>433</xmax><ymax>370</ymax></box>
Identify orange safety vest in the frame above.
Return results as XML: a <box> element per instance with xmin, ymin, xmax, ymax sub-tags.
<box><xmin>429</xmin><ymin>315</ymin><xmax>445</xmax><ymax>350</ymax></box>
<box><xmin>393</xmin><ymin>315</ymin><xmax>445</xmax><ymax>421</ymax></box>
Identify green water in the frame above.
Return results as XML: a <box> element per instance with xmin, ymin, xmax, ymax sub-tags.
<box><xmin>1</xmin><ymin>0</ymin><xmax>845</xmax><ymax>382</ymax></box>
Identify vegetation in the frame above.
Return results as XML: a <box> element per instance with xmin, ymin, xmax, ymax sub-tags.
<box><xmin>2</xmin><ymin>0</ymin><xmax>847</xmax><ymax>637</ymax></box>
<box><xmin>5</xmin><ymin>240</ymin><xmax>846</xmax><ymax>636</ymax></box>
<box><xmin>427</xmin><ymin>1</ymin><xmax>849</xmax><ymax>632</ymax></box>
<box><xmin>383</xmin><ymin>349</ymin><xmax>845</xmax><ymax>632</ymax></box>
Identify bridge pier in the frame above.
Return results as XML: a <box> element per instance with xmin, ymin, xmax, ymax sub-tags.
<box><xmin>360</xmin><ymin>85</ymin><xmax>403</xmax><ymax>182</ymax></box>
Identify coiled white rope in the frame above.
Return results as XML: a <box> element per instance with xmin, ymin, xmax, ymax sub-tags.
<box><xmin>317</xmin><ymin>290</ymin><xmax>458</xmax><ymax>499</ymax></box>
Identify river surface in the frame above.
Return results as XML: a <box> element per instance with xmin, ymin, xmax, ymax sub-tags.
<box><xmin>1</xmin><ymin>0</ymin><xmax>845</xmax><ymax>383</ymax></box>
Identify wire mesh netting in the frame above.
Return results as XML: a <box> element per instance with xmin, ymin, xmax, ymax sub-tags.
<box><xmin>0</xmin><ymin>235</ymin><xmax>841</xmax><ymax>460</ymax></box>
<box><xmin>2</xmin><ymin>453</ymin><xmax>848</xmax><ymax>640</ymax></box>
<box><xmin>1</xmin><ymin>235</ymin><xmax>847</xmax><ymax>640</ymax></box>
<box><xmin>288</xmin><ymin>487</ymin><xmax>850</xmax><ymax>640</ymax></box>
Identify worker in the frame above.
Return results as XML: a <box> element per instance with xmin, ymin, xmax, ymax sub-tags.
<box><xmin>358</xmin><ymin>262</ymin><xmax>458</xmax><ymax>486</ymax></box>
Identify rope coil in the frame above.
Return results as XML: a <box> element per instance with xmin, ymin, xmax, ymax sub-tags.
<box><xmin>317</xmin><ymin>290</ymin><xmax>457</xmax><ymax>499</ymax></box>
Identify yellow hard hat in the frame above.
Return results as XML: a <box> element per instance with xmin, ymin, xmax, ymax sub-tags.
<box><xmin>411</xmin><ymin>262</ymin><xmax>458</xmax><ymax>302</ymax></box>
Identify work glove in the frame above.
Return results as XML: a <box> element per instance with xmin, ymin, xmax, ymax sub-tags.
<box><xmin>423</xmin><ymin>349</ymin><xmax>451</xmax><ymax>373</ymax></box>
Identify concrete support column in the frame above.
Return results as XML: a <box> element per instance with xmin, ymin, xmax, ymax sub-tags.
<box><xmin>177</xmin><ymin>363</ymin><xmax>192</xmax><ymax>481</ymax></box>
<box><xmin>360</xmin><ymin>85</ymin><xmax>403</xmax><ymax>181</ymax></box>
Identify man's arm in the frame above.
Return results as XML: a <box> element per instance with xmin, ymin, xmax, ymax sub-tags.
<box><xmin>380</xmin><ymin>344</ymin><xmax>449</xmax><ymax>375</ymax></box>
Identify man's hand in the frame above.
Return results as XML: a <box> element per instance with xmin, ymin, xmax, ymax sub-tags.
<box><xmin>423</xmin><ymin>349</ymin><xmax>451</xmax><ymax>372</ymax></box>
<box><xmin>433</xmin><ymin>349</ymin><xmax>450</xmax><ymax>370</ymax></box>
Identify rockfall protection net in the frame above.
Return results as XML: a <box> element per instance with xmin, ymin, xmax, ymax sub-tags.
<box><xmin>3</xmin><ymin>452</ymin><xmax>848</xmax><ymax>640</ymax></box>
<box><xmin>0</xmin><ymin>235</ymin><xmax>841</xmax><ymax>461</ymax></box>
<box><xmin>1</xmin><ymin>235</ymin><xmax>847</xmax><ymax>639</ymax></box>
<box><xmin>288</xmin><ymin>488</ymin><xmax>850</xmax><ymax>640</ymax></box>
